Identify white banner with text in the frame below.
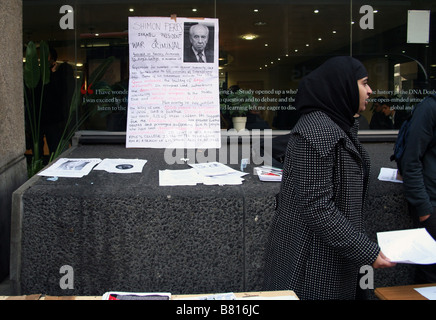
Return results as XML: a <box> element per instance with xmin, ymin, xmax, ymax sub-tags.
<box><xmin>126</xmin><ymin>16</ymin><xmax>220</xmax><ymax>149</ymax></box>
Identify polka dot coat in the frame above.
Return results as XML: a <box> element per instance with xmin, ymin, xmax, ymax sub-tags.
<box><xmin>264</xmin><ymin>111</ymin><xmax>380</xmax><ymax>300</ymax></box>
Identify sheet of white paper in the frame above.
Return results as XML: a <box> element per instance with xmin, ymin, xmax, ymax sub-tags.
<box><xmin>189</xmin><ymin>162</ymin><xmax>238</xmax><ymax>176</ymax></box>
<box><xmin>377</xmin><ymin>228</ymin><xmax>436</xmax><ymax>264</ymax></box>
<box><xmin>202</xmin><ymin>171</ymin><xmax>246</xmax><ymax>185</ymax></box>
<box><xmin>159</xmin><ymin>168</ymin><xmax>200</xmax><ymax>186</ymax></box>
<box><xmin>93</xmin><ymin>158</ymin><xmax>147</xmax><ymax>173</ymax></box>
<box><xmin>126</xmin><ymin>16</ymin><xmax>221</xmax><ymax>149</ymax></box>
<box><xmin>414</xmin><ymin>286</ymin><xmax>436</xmax><ymax>300</ymax></box>
<box><xmin>38</xmin><ymin>158</ymin><xmax>102</xmax><ymax>178</ymax></box>
<box><xmin>378</xmin><ymin>167</ymin><xmax>403</xmax><ymax>183</ymax></box>
<box><xmin>159</xmin><ymin>164</ymin><xmax>247</xmax><ymax>186</ymax></box>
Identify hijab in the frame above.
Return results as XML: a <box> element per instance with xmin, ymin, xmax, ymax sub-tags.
<box><xmin>295</xmin><ymin>56</ymin><xmax>368</xmax><ymax>132</ymax></box>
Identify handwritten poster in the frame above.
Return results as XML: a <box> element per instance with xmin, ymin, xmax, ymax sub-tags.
<box><xmin>126</xmin><ymin>16</ymin><xmax>220</xmax><ymax>149</ymax></box>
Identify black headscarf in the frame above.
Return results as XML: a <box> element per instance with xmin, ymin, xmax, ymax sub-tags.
<box><xmin>295</xmin><ymin>56</ymin><xmax>368</xmax><ymax>132</ymax></box>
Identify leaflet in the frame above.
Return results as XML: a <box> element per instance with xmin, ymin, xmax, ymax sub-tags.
<box><xmin>93</xmin><ymin>158</ymin><xmax>147</xmax><ymax>173</ymax></box>
<box><xmin>377</xmin><ymin>167</ymin><xmax>403</xmax><ymax>183</ymax></box>
<box><xmin>37</xmin><ymin>158</ymin><xmax>102</xmax><ymax>178</ymax></box>
<box><xmin>377</xmin><ymin>228</ymin><xmax>436</xmax><ymax>264</ymax></box>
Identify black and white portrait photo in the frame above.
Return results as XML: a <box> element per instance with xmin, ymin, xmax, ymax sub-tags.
<box><xmin>183</xmin><ymin>22</ymin><xmax>215</xmax><ymax>63</ymax></box>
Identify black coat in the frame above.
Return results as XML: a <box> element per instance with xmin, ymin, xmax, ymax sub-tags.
<box><xmin>264</xmin><ymin>111</ymin><xmax>380</xmax><ymax>300</ymax></box>
<box><xmin>401</xmin><ymin>94</ymin><xmax>436</xmax><ymax>217</ymax></box>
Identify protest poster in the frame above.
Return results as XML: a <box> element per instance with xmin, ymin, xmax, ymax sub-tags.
<box><xmin>126</xmin><ymin>16</ymin><xmax>220</xmax><ymax>149</ymax></box>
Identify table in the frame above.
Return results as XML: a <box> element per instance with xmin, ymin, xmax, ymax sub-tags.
<box><xmin>375</xmin><ymin>283</ymin><xmax>436</xmax><ymax>300</ymax></box>
<box><xmin>10</xmin><ymin>141</ymin><xmax>418</xmax><ymax>296</ymax></box>
<box><xmin>0</xmin><ymin>290</ymin><xmax>298</xmax><ymax>300</ymax></box>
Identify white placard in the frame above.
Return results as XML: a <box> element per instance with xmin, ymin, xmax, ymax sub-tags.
<box><xmin>126</xmin><ymin>16</ymin><xmax>220</xmax><ymax>149</ymax></box>
<box><xmin>377</xmin><ymin>228</ymin><xmax>436</xmax><ymax>265</ymax></box>
<box><xmin>407</xmin><ymin>10</ymin><xmax>430</xmax><ymax>44</ymax></box>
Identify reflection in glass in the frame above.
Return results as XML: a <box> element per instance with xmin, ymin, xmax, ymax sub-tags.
<box><xmin>22</xmin><ymin>0</ymin><xmax>436</xmax><ymax>136</ymax></box>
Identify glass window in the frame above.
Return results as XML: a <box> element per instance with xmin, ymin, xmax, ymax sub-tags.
<box><xmin>23</xmin><ymin>0</ymin><xmax>436</xmax><ymax>141</ymax></box>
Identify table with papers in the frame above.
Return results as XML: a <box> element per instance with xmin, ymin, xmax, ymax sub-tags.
<box><xmin>12</xmin><ymin>141</ymin><xmax>420</xmax><ymax>296</ymax></box>
<box><xmin>375</xmin><ymin>283</ymin><xmax>436</xmax><ymax>300</ymax></box>
<box><xmin>377</xmin><ymin>228</ymin><xmax>436</xmax><ymax>265</ymax></box>
<box><xmin>159</xmin><ymin>162</ymin><xmax>248</xmax><ymax>186</ymax></box>
<box><xmin>12</xmin><ymin>144</ymin><xmax>282</xmax><ymax>296</ymax></box>
<box><xmin>1</xmin><ymin>290</ymin><xmax>299</xmax><ymax>300</ymax></box>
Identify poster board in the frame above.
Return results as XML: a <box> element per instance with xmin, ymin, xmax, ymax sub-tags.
<box><xmin>126</xmin><ymin>16</ymin><xmax>220</xmax><ymax>149</ymax></box>
<box><xmin>407</xmin><ymin>10</ymin><xmax>430</xmax><ymax>44</ymax></box>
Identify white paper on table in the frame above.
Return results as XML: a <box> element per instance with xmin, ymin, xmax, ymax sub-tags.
<box><xmin>159</xmin><ymin>168</ymin><xmax>201</xmax><ymax>186</ymax></box>
<box><xmin>189</xmin><ymin>162</ymin><xmax>238</xmax><ymax>176</ymax></box>
<box><xmin>102</xmin><ymin>291</ymin><xmax>171</xmax><ymax>300</ymax></box>
<box><xmin>377</xmin><ymin>167</ymin><xmax>403</xmax><ymax>183</ymax></box>
<box><xmin>202</xmin><ymin>171</ymin><xmax>247</xmax><ymax>185</ymax></box>
<box><xmin>159</xmin><ymin>166</ymin><xmax>247</xmax><ymax>186</ymax></box>
<box><xmin>414</xmin><ymin>286</ymin><xmax>436</xmax><ymax>300</ymax></box>
<box><xmin>93</xmin><ymin>158</ymin><xmax>147</xmax><ymax>173</ymax></box>
<box><xmin>174</xmin><ymin>293</ymin><xmax>237</xmax><ymax>300</ymax></box>
<box><xmin>377</xmin><ymin>228</ymin><xmax>436</xmax><ymax>264</ymax></box>
<box><xmin>38</xmin><ymin>158</ymin><xmax>102</xmax><ymax>178</ymax></box>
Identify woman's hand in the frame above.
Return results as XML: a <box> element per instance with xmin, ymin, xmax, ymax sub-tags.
<box><xmin>419</xmin><ymin>214</ymin><xmax>431</xmax><ymax>222</ymax></box>
<box><xmin>372</xmin><ymin>251</ymin><xmax>397</xmax><ymax>269</ymax></box>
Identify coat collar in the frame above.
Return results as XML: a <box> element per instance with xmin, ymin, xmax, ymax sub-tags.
<box><xmin>290</xmin><ymin>111</ymin><xmax>361</xmax><ymax>159</ymax></box>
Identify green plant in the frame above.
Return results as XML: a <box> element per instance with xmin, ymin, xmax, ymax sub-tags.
<box><xmin>50</xmin><ymin>56</ymin><xmax>115</xmax><ymax>162</ymax></box>
<box><xmin>23</xmin><ymin>41</ymin><xmax>50</xmax><ymax>177</ymax></box>
<box><xmin>23</xmin><ymin>40</ymin><xmax>115</xmax><ymax>177</ymax></box>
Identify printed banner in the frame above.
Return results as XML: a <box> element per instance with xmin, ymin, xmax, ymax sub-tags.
<box><xmin>126</xmin><ymin>16</ymin><xmax>220</xmax><ymax>149</ymax></box>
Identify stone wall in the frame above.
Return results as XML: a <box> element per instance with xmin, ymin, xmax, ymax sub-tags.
<box><xmin>0</xmin><ymin>0</ymin><xmax>27</xmax><ymax>281</ymax></box>
<box><xmin>10</xmin><ymin>142</ymin><xmax>416</xmax><ymax>298</ymax></box>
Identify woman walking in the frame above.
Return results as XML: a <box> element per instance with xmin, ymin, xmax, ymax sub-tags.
<box><xmin>263</xmin><ymin>56</ymin><xmax>395</xmax><ymax>300</ymax></box>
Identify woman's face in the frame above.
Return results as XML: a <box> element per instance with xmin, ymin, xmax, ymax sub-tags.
<box><xmin>357</xmin><ymin>77</ymin><xmax>372</xmax><ymax>113</ymax></box>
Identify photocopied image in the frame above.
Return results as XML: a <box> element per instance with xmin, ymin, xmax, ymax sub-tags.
<box><xmin>38</xmin><ymin>158</ymin><xmax>102</xmax><ymax>178</ymax></box>
<box><xmin>183</xmin><ymin>22</ymin><xmax>215</xmax><ymax>63</ymax></box>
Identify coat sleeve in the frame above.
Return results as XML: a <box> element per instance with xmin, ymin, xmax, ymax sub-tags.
<box><xmin>287</xmin><ymin>135</ymin><xmax>380</xmax><ymax>266</ymax></box>
<box><xmin>401</xmin><ymin>97</ymin><xmax>436</xmax><ymax>217</ymax></box>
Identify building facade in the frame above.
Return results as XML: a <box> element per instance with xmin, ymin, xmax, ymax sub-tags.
<box><xmin>1</xmin><ymin>0</ymin><xmax>435</xmax><ymax>283</ymax></box>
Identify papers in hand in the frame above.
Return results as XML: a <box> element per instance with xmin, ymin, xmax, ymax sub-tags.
<box><xmin>102</xmin><ymin>292</ymin><xmax>171</xmax><ymax>300</ymax></box>
<box><xmin>159</xmin><ymin>162</ymin><xmax>247</xmax><ymax>186</ymax></box>
<box><xmin>254</xmin><ymin>166</ymin><xmax>282</xmax><ymax>182</ymax></box>
<box><xmin>378</xmin><ymin>167</ymin><xmax>403</xmax><ymax>183</ymax></box>
<box><xmin>377</xmin><ymin>228</ymin><xmax>436</xmax><ymax>264</ymax></box>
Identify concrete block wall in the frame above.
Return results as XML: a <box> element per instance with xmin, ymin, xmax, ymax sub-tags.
<box><xmin>10</xmin><ymin>142</ymin><xmax>416</xmax><ymax>298</ymax></box>
<box><xmin>0</xmin><ymin>0</ymin><xmax>28</xmax><ymax>282</ymax></box>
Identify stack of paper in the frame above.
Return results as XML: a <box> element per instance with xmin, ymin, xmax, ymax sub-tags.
<box><xmin>377</xmin><ymin>167</ymin><xmax>403</xmax><ymax>183</ymax></box>
<box><xmin>159</xmin><ymin>162</ymin><xmax>247</xmax><ymax>186</ymax></box>
<box><xmin>254</xmin><ymin>166</ymin><xmax>283</xmax><ymax>182</ymax></box>
<box><xmin>159</xmin><ymin>168</ymin><xmax>200</xmax><ymax>186</ymax></box>
<box><xmin>377</xmin><ymin>228</ymin><xmax>436</xmax><ymax>264</ymax></box>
